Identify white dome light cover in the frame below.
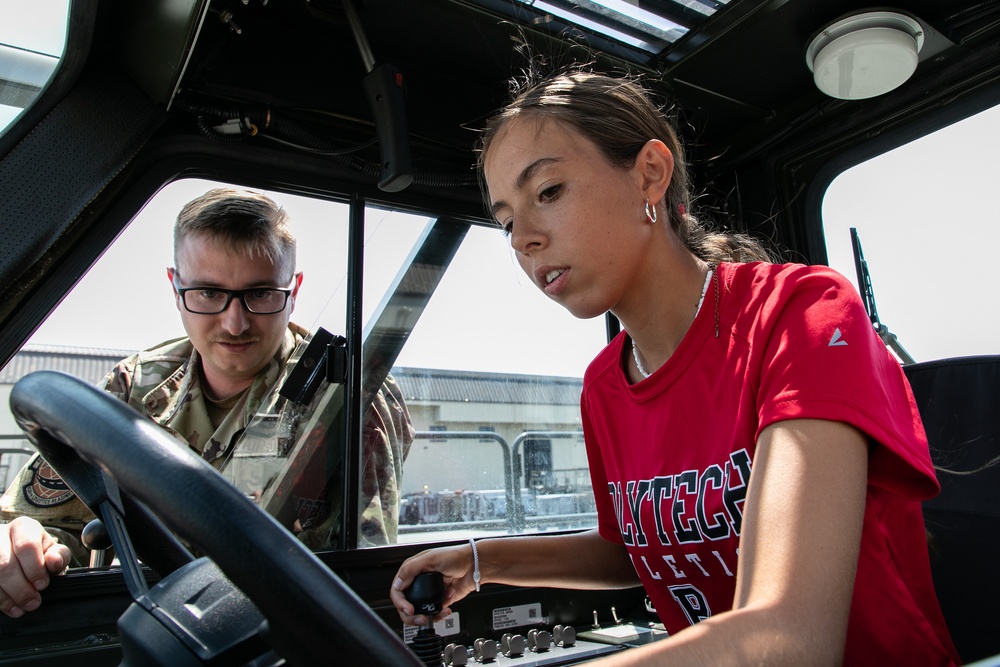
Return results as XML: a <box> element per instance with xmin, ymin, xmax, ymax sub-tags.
<box><xmin>806</xmin><ymin>11</ymin><xmax>924</xmax><ymax>101</ymax></box>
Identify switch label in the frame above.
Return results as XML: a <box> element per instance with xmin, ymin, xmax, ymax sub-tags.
<box><xmin>403</xmin><ymin>612</ymin><xmax>461</xmax><ymax>643</ymax></box>
<box><xmin>492</xmin><ymin>603</ymin><xmax>545</xmax><ymax>631</ymax></box>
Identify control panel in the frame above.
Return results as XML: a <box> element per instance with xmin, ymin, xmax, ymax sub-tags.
<box><xmin>405</xmin><ymin>618</ymin><xmax>674</xmax><ymax>666</ymax></box>
<box><xmin>435</xmin><ymin>625</ymin><xmax>618</xmax><ymax>666</ymax></box>
<box><xmin>401</xmin><ymin>573</ymin><xmax>669</xmax><ymax>666</ymax></box>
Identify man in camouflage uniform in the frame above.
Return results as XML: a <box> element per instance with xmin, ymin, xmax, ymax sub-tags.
<box><xmin>0</xmin><ymin>188</ymin><xmax>412</xmax><ymax>619</ymax></box>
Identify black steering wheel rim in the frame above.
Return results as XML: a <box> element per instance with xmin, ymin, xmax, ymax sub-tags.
<box><xmin>10</xmin><ymin>370</ymin><xmax>421</xmax><ymax>667</ymax></box>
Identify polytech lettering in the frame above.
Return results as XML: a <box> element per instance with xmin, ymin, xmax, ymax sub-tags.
<box><xmin>608</xmin><ymin>448</ymin><xmax>751</xmax><ymax>548</ymax></box>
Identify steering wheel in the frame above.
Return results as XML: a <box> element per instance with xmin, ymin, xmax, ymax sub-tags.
<box><xmin>10</xmin><ymin>370</ymin><xmax>422</xmax><ymax>667</ymax></box>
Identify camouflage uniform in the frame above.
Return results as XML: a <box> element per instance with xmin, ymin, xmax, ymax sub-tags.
<box><xmin>1</xmin><ymin>323</ymin><xmax>413</xmax><ymax>560</ymax></box>
<box><xmin>292</xmin><ymin>378</ymin><xmax>414</xmax><ymax>551</ymax></box>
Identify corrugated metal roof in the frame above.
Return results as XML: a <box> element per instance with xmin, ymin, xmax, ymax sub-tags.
<box><xmin>0</xmin><ymin>345</ymin><xmax>136</xmax><ymax>386</ymax></box>
<box><xmin>392</xmin><ymin>367</ymin><xmax>582</xmax><ymax>406</ymax></box>
<box><xmin>0</xmin><ymin>348</ymin><xmax>583</xmax><ymax>406</ymax></box>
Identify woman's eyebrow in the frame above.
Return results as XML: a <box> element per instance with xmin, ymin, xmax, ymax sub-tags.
<box><xmin>490</xmin><ymin>156</ymin><xmax>562</xmax><ymax>217</ymax></box>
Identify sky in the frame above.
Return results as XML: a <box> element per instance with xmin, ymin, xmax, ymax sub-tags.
<box><xmin>0</xmin><ymin>0</ymin><xmax>66</xmax><ymax>127</ymax></box>
<box><xmin>0</xmin><ymin>0</ymin><xmax>66</xmax><ymax>53</ymax></box>
<box><xmin>6</xmin><ymin>1</ymin><xmax>1000</xmax><ymax>371</ymax></box>
<box><xmin>822</xmin><ymin>103</ymin><xmax>1000</xmax><ymax>362</ymax></box>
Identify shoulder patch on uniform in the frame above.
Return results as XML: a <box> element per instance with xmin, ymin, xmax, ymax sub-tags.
<box><xmin>22</xmin><ymin>457</ymin><xmax>76</xmax><ymax>508</ymax></box>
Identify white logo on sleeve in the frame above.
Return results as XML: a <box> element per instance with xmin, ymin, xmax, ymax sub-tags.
<box><xmin>828</xmin><ymin>328</ymin><xmax>848</xmax><ymax>347</ymax></box>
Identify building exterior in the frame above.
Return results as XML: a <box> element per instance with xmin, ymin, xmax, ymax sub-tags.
<box><xmin>1</xmin><ymin>346</ymin><xmax>588</xmax><ymax>508</ymax></box>
<box><xmin>0</xmin><ymin>345</ymin><xmax>135</xmax><ymax>489</ymax></box>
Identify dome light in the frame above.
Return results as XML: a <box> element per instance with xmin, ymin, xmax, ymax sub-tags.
<box><xmin>806</xmin><ymin>11</ymin><xmax>924</xmax><ymax>100</ymax></box>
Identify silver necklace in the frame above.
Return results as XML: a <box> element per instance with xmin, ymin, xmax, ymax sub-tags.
<box><xmin>632</xmin><ymin>267</ymin><xmax>715</xmax><ymax>379</ymax></box>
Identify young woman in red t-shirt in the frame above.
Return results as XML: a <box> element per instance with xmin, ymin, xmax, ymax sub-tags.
<box><xmin>390</xmin><ymin>70</ymin><xmax>958</xmax><ymax>666</ymax></box>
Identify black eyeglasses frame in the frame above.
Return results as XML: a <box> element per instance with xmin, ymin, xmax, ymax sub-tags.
<box><xmin>174</xmin><ymin>285</ymin><xmax>294</xmax><ymax>315</ymax></box>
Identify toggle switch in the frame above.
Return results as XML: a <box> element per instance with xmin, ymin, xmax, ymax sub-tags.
<box><xmin>473</xmin><ymin>638</ymin><xmax>497</xmax><ymax>663</ymax></box>
<box><xmin>611</xmin><ymin>605</ymin><xmax>623</xmax><ymax>625</ymax></box>
<box><xmin>501</xmin><ymin>633</ymin><xmax>525</xmax><ymax>657</ymax></box>
<box><xmin>444</xmin><ymin>642</ymin><xmax>469</xmax><ymax>666</ymax></box>
<box><xmin>553</xmin><ymin>624</ymin><xmax>577</xmax><ymax>647</ymax></box>
<box><xmin>527</xmin><ymin>629</ymin><xmax>551</xmax><ymax>652</ymax></box>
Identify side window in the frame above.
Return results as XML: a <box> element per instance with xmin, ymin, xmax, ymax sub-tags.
<box><xmin>822</xmin><ymin>103</ymin><xmax>1000</xmax><ymax>362</ymax></box>
<box><xmin>0</xmin><ymin>0</ymin><xmax>70</xmax><ymax>137</ymax></box>
<box><xmin>23</xmin><ymin>178</ymin><xmax>348</xmax><ymax>350</ymax></box>
<box><xmin>363</xmin><ymin>208</ymin><xmax>607</xmax><ymax>547</ymax></box>
<box><xmin>1</xmin><ymin>185</ymin><xmax>605</xmax><ymax>554</ymax></box>
<box><xmin>1</xmin><ymin>178</ymin><xmax>350</xmax><ymax>545</ymax></box>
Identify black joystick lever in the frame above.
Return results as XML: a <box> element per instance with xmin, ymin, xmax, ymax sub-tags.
<box><xmin>405</xmin><ymin>572</ymin><xmax>446</xmax><ymax>667</ymax></box>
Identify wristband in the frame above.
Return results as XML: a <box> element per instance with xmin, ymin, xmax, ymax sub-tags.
<box><xmin>470</xmin><ymin>538</ymin><xmax>481</xmax><ymax>592</ymax></box>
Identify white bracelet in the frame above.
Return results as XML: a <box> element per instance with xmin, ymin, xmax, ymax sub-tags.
<box><xmin>469</xmin><ymin>538</ymin><xmax>481</xmax><ymax>592</ymax></box>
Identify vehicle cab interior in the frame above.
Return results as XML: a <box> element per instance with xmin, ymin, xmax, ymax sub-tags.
<box><xmin>2</xmin><ymin>0</ymin><xmax>1000</xmax><ymax>665</ymax></box>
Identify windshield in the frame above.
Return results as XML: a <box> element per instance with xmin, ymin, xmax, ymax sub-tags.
<box><xmin>223</xmin><ymin>208</ymin><xmax>608</xmax><ymax>550</ymax></box>
<box><xmin>6</xmin><ymin>178</ymin><xmax>607</xmax><ymax>556</ymax></box>
<box><xmin>0</xmin><ymin>0</ymin><xmax>69</xmax><ymax>137</ymax></box>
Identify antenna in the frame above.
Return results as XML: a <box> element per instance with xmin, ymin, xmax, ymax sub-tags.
<box><xmin>850</xmin><ymin>228</ymin><xmax>916</xmax><ymax>364</ymax></box>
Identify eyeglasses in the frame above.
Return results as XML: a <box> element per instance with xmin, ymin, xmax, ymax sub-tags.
<box><xmin>175</xmin><ymin>283</ymin><xmax>294</xmax><ymax>315</ymax></box>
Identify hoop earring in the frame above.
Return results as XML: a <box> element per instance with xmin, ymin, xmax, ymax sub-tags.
<box><xmin>644</xmin><ymin>198</ymin><xmax>657</xmax><ymax>224</ymax></box>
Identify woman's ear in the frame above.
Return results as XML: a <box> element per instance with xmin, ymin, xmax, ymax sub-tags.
<box><xmin>634</xmin><ymin>139</ymin><xmax>674</xmax><ymax>204</ymax></box>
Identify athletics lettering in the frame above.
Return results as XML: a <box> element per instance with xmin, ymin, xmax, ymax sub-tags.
<box><xmin>723</xmin><ymin>449</ymin><xmax>751</xmax><ymax>534</ymax></box>
<box><xmin>672</xmin><ymin>470</ymin><xmax>700</xmax><ymax>544</ymax></box>
<box><xmin>625</xmin><ymin>480</ymin><xmax>651</xmax><ymax>546</ymax></box>
<box><xmin>685</xmin><ymin>553</ymin><xmax>710</xmax><ymax>576</ymax></box>
<box><xmin>652</xmin><ymin>475</ymin><xmax>673</xmax><ymax>545</ymax></box>
<box><xmin>607</xmin><ymin>449</ymin><xmax>751</xmax><ymax>546</ymax></box>
<box><xmin>668</xmin><ymin>584</ymin><xmax>712</xmax><ymax>625</ymax></box>
<box><xmin>696</xmin><ymin>464</ymin><xmax>729</xmax><ymax>541</ymax></box>
<box><xmin>628</xmin><ymin>550</ymin><xmax>736</xmax><ymax>582</ymax></box>
<box><xmin>609</xmin><ymin>482</ymin><xmax>631</xmax><ymax>544</ymax></box>
<box><xmin>664</xmin><ymin>554</ymin><xmax>685</xmax><ymax>578</ymax></box>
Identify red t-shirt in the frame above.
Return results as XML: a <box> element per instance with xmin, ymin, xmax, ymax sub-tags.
<box><xmin>582</xmin><ymin>262</ymin><xmax>959</xmax><ymax>665</ymax></box>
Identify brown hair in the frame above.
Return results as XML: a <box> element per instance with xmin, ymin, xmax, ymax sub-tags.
<box><xmin>174</xmin><ymin>187</ymin><xmax>297</xmax><ymax>279</ymax></box>
<box><xmin>479</xmin><ymin>70</ymin><xmax>774</xmax><ymax>264</ymax></box>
